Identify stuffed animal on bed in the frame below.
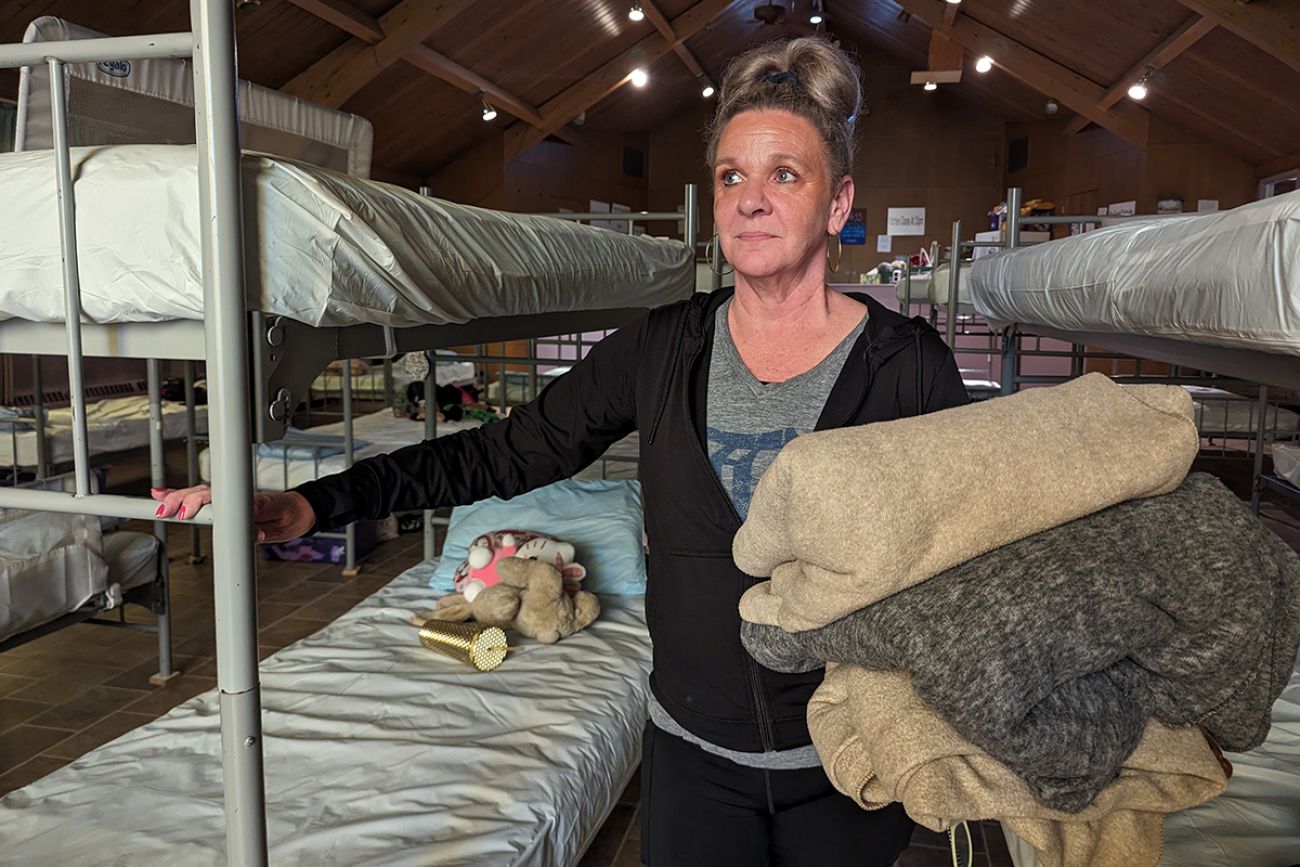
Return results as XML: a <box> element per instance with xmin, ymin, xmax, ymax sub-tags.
<box><xmin>416</xmin><ymin>557</ymin><xmax>600</xmax><ymax>644</ymax></box>
<box><xmin>452</xmin><ymin>529</ymin><xmax>587</xmax><ymax>602</ymax></box>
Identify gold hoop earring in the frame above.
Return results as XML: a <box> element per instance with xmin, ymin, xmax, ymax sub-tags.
<box><xmin>826</xmin><ymin>234</ymin><xmax>843</xmax><ymax>273</ymax></box>
<box><xmin>706</xmin><ymin>234</ymin><xmax>734</xmax><ymax>276</ymax></box>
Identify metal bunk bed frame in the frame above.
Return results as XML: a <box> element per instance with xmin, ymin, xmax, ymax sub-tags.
<box><xmin>948</xmin><ymin>186</ymin><xmax>1300</xmax><ymax>513</ymax></box>
<box><xmin>0</xmin><ymin>355</ymin><xmax>178</xmax><ymax>685</ymax></box>
<box><xmin>236</xmin><ymin>194</ymin><xmax>693</xmax><ymax>576</ymax></box>
<box><xmin>0</xmin><ymin>4</ymin><xmax>697</xmax><ymax>862</ymax></box>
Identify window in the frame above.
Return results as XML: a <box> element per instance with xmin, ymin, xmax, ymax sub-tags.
<box><xmin>1259</xmin><ymin>170</ymin><xmax>1298</xmax><ymax>199</ymax></box>
<box><xmin>622</xmin><ymin>145</ymin><xmax>646</xmax><ymax>179</ymax></box>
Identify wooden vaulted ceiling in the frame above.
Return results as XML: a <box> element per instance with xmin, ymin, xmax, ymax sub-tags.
<box><xmin>0</xmin><ymin>0</ymin><xmax>1297</xmax><ymax>183</ymax></box>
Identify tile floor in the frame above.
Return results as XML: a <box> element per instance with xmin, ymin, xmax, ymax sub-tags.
<box><xmin>2</xmin><ymin>444</ymin><xmax>1297</xmax><ymax>866</ymax></box>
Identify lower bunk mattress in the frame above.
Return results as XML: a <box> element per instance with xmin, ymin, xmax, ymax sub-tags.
<box><xmin>0</xmin><ymin>395</ymin><xmax>208</xmax><ymax>468</ymax></box>
<box><xmin>0</xmin><ymin>562</ymin><xmax>653</xmax><ymax>866</ymax></box>
<box><xmin>311</xmin><ymin>353</ymin><xmax>477</xmax><ymax>399</ymax></box>
<box><xmin>1002</xmin><ymin>645</ymin><xmax>1300</xmax><ymax>867</ymax></box>
<box><xmin>200</xmin><ymin>412</ymin><xmax>640</xmax><ymax>490</ymax></box>
<box><xmin>1</xmin><ymin>529</ymin><xmax>160</xmax><ymax>644</ymax></box>
<box><xmin>199</xmin><ymin>410</ymin><xmax>482</xmax><ymax>491</ymax></box>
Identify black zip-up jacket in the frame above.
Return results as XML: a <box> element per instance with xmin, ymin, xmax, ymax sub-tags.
<box><xmin>296</xmin><ymin>288</ymin><xmax>969</xmax><ymax>752</ymax></box>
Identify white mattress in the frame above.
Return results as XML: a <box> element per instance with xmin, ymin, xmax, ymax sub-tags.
<box><xmin>969</xmin><ymin>191</ymin><xmax>1300</xmax><ymax>354</ymax></box>
<box><xmin>200</xmin><ymin>410</ymin><xmax>482</xmax><ymax>491</ymax></box>
<box><xmin>1003</xmin><ymin>647</ymin><xmax>1300</xmax><ymax>867</ymax></box>
<box><xmin>204</xmin><ymin>409</ymin><xmax>640</xmax><ymax>491</ymax></box>
<box><xmin>0</xmin><ymin>524</ymin><xmax>157</xmax><ymax>644</ymax></box>
<box><xmin>1184</xmin><ymin>385</ymin><xmax>1300</xmax><ymax>436</ymax></box>
<box><xmin>103</xmin><ymin>531</ymin><xmax>161</xmax><ymax>594</ymax></box>
<box><xmin>0</xmin><ymin>145</ymin><xmax>694</xmax><ymax>327</ymax></box>
<box><xmin>894</xmin><ymin>264</ymin><xmax>975</xmax><ymax>310</ymax></box>
<box><xmin>0</xmin><ymin>562</ymin><xmax>653</xmax><ymax>865</ymax></box>
<box><xmin>1275</xmin><ymin>442</ymin><xmax>1300</xmax><ymax>488</ymax></box>
<box><xmin>0</xmin><ymin>396</ymin><xmax>208</xmax><ymax>467</ymax></box>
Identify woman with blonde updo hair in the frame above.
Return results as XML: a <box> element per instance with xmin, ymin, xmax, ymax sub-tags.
<box><xmin>156</xmin><ymin>35</ymin><xmax>965</xmax><ymax>866</ymax></box>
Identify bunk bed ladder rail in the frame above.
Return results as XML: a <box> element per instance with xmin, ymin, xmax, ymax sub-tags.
<box><xmin>0</xmin><ymin>8</ymin><xmax>269</xmax><ymax>864</ymax></box>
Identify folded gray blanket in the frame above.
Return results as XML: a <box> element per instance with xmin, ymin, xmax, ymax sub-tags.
<box><xmin>741</xmin><ymin>473</ymin><xmax>1300</xmax><ymax>812</ymax></box>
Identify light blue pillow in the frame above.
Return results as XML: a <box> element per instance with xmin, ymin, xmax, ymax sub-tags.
<box><xmin>429</xmin><ymin>478</ymin><xmax>646</xmax><ymax>596</ymax></box>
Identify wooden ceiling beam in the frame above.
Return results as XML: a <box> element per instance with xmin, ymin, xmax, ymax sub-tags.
<box><xmin>1174</xmin><ymin>0</ymin><xmax>1300</xmax><ymax>75</ymax></box>
<box><xmin>1065</xmin><ymin>14</ymin><xmax>1216</xmax><ymax>135</ymax></box>
<box><xmin>896</xmin><ymin>0</ymin><xmax>1149</xmax><ymax>149</ymax></box>
<box><xmin>845</xmin><ymin>15</ymin><xmax>1035</xmax><ymax>120</ymax></box>
<box><xmin>283</xmin><ymin>0</ymin><xmax>476</xmax><ymax>107</ymax></box>
<box><xmin>1257</xmin><ymin>151</ymin><xmax>1300</xmax><ymax>179</ymax></box>
<box><xmin>402</xmin><ymin>45</ymin><xmax>582</xmax><ymax>146</ymax></box>
<box><xmin>640</xmin><ymin>0</ymin><xmax>708</xmax><ymax>81</ymax></box>
<box><xmin>504</xmin><ymin>0</ymin><xmax>734</xmax><ymax>161</ymax></box>
<box><xmin>286</xmin><ymin>0</ymin><xmax>384</xmax><ymax>42</ymax></box>
<box><xmin>284</xmin><ymin>0</ymin><xmax>579</xmax><ymax>147</ymax></box>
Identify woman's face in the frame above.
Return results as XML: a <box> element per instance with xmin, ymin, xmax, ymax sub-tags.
<box><xmin>712</xmin><ymin>109</ymin><xmax>852</xmax><ymax>282</ymax></box>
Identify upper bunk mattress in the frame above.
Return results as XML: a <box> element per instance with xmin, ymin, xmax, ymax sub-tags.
<box><xmin>0</xmin><ymin>145</ymin><xmax>694</xmax><ymax>327</ymax></box>
<box><xmin>969</xmin><ymin>190</ymin><xmax>1300</xmax><ymax>355</ymax></box>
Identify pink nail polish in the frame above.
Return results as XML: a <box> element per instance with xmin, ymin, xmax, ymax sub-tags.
<box><xmin>155</xmin><ymin>505</ymin><xmax>165</xmax><ymax>517</ymax></box>
<box><xmin>178</xmin><ymin>507</ymin><xmax>187</xmax><ymax>520</ymax></box>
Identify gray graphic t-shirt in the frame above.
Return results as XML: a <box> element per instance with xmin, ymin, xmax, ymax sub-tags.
<box><xmin>644</xmin><ymin>297</ymin><xmax>867</xmax><ymax>771</ymax></box>
<box><xmin>707</xmin><ymin>298</ymin><xmax>866</xmax><ymax>520</ymax></box>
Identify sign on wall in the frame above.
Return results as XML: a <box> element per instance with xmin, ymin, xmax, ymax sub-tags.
<box><xmin>1108</xmin><ymin>200</ymin><xmax>1137</xmax><ymax>217</ymax></box>
<box><xmin>840</xmin><ymin>209</ymin><xmax>866</xmax><ymax>245</ymax></box>
<box><xmin>886</xmin><ymin>207</ymin><xmax>926</xmax><ymax>236</ymax></box>
<box><xmin>876</xmin><ymin>234</ymin><xmax>892</xmax><ymax>253</ymax></box>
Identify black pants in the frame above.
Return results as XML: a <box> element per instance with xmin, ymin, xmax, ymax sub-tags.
<box><xmin>638</xmin><ymin>721</ymin><xmax>914</xmax><ymax>867</ymax></box>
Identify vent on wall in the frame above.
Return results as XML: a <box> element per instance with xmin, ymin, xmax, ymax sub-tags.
<box><xmin>1007</xmin><ymin>136</ymin><xmax>1029</xmax><ymax>174</ymax></box>
<box><xmin>9</xmin><ymin>379</ymin><xmax>149</xmax><ymax>409</ymax></box>
<box><xmin>0</xmin><ymin>101</ymin><xmax>15</xmax><ymax>152</ymax></box>
<box><xmin>622</xmin><ymin>145</ymin><xmax>646</xmax><ymax>179</ymax></box>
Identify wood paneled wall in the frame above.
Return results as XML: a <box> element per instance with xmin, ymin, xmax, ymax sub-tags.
<box><xmin>1005</xmin><ymin>115</ymin><xmax>1257</xmax><ymax>222</ymax></box>
<box><xmin>503</xmin><ymin>131</ymin><xmax>649</xmax><ymax>214</ymax></box>
<box><xmin>427</xmin><ymin>134</ymin><xmax>507</xmax><ymax>209</ymax></box>
<box><xmin>649</xmin><ymin>49</ymin><xmax>1008</xmax><ymax>280</ymax></box>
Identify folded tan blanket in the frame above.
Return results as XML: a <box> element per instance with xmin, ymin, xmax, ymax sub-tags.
<box><xmin>735</xmin><ymin>373</ymin><xmax>1198</xmax><ymax>631</ymax></box>
<box><xmin>809</xmin><ymin>665</ymin><xmax>1227</xmax><ymax>867</ymax></box>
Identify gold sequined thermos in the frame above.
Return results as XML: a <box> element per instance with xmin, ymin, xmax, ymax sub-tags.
<box><xmin>418</xmin><ymin>620</ymin><xmax>509</xmax><ymax>671</ymax></box>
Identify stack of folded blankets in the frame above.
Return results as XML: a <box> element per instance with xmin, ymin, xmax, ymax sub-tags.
<box><xmin>735</xmin><ymin>373</ymin><xmax>1300</xmax><ymax>867</ymax></box>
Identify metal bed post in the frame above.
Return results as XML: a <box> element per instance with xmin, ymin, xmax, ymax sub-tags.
<box><xmin>382</xmin><ymin>357</ymin><xmax>395</xmax><ymax>409</ymax></box>
<box><xmin>901</xmin><ymin>263</ymin><xmax>913</xmax><ymax>316</ymax></box>
<box><xmin>146</xmin><ymin>358</ymin><xmax>179</xmax><ymax>684</ymax></box>
<box><xmin>1253</xmin><ymin>386</ymin><xmax>1270</xmax><ymax>488</ymax></box>
<box><xmin>190</xmin><ymin>0</ymin><xmax>269</xmax><ymax>861</ymax></box>
<box><xmin>946</xmin><ymin>220</ymin><xmax>962</xmax><ymax>348</ymax></box>
<box><xmin>423</xmin><ymin>352</ymin><xmax>437</xmax><ymax>562</ymax></box>
<box><xmin>183</xmin><ymin>361</ymin><xmax>205</xmax><ymax>563</ymax></box>
<box><xmin>31</xmin><ymin>356</ymin><xmax>48</xmax><ymax>479</ymax></box>
<box><xmin>341</xmin><ymin>359</ymin><xmax>359</xmax><ymax>577</ymax></box>
<box><xmin>997</xmin><ymin>189</ymin><xmax>1024</xmax><ymax>397</ymax></box>
<box><xmin>1006</xmin><ymin>187</ymin><xmax>1023</xmax><ymax>250</ymax></box>
<box><xmin>47</xmin><ymin>58</ymin><xmax>93</xmax><ymax>498</ymax></box>
<box><xmin>499</xmin><ymin>342</ymin><xmax>509</xmax><ymax>412</ymax></box>
<box><xmin>683</xmin><ymin>182</ymin><xmax>699</xmax><ymax>265</ymax></box>
<box><xmin>527</xmin><ymin>340</ymin><xmax>538</xmax><ymax>398</ymax></box>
